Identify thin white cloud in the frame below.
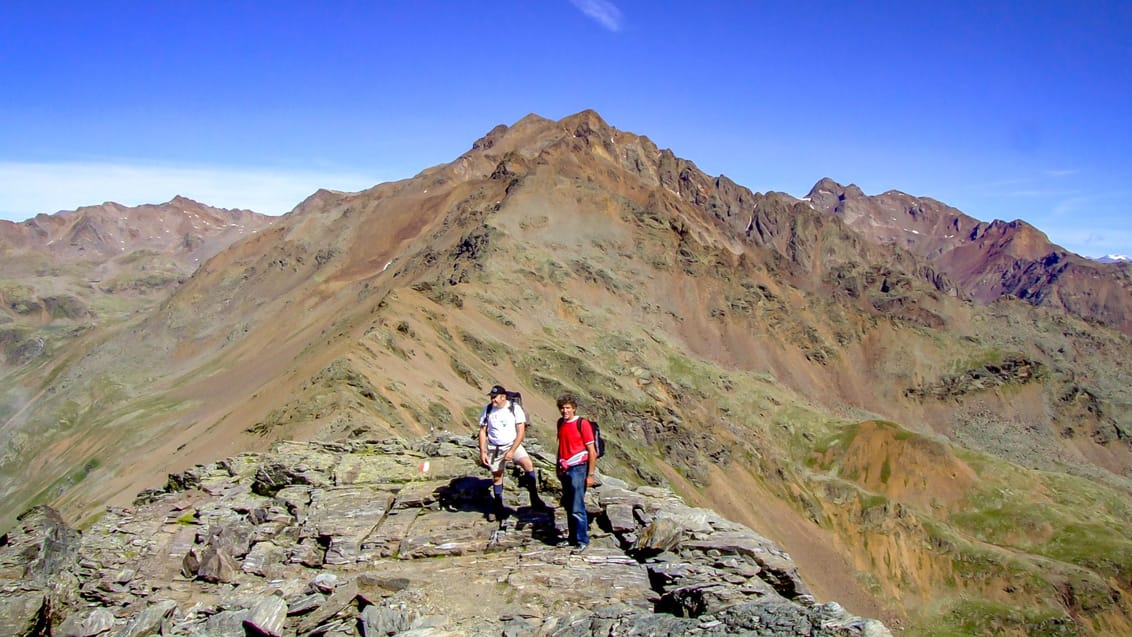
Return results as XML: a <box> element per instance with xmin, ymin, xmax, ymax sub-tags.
<box><xmin>1043</xmin><ymin>168</ymin><xmax>1078</xmax><ymax>178</ymax></box>
<box><xmin>1001</xmin><ymin>189</ymin><xmax>1072</xmax><ymax>198</ymax></box>
<box><xmin>570</xmin><ymin>0</ymin><xmax>623</xmax><ymax>31</ymax></box>
<box><xmin>976</xmin><ymin>174</ymin><xmax>1079</xmax><ymax>200</ymax></box>
<box><xmin>1051</xmin><ymin>196</ymin><xmax>1089</xmax><ymax>216</ymax></box>
<box><xmin>980</xmin><ymin>177</ymin><xmax>1035</xmax><ymax>189</ymax></box>
<box><xmin>0</xmin><ymin>161</ymin><xmax>383</xmax><ymax>221</ymax></box>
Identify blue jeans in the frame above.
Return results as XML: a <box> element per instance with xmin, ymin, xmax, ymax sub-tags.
<box><xmin>560</xmin><ymin>464</ymin><xmax>589</xmax><ymax>546</ymax></box>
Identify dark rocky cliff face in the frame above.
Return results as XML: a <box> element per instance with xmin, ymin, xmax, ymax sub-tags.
<box><xmin>0</xmin><ymin>434</ymin><xmax>890</xmax><ymax>637</ymax></box>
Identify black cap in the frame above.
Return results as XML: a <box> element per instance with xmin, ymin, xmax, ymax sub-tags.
<box><xmin>488</xmin><ymin>384</ymin><xmax>507</xmax><ymax>397</ymax></box>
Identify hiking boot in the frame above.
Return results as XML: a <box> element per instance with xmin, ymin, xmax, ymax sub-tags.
<box><xmin>570</xmin><ymin>543</ymin><xmax>589</xmax><ymax>555</ymax></box>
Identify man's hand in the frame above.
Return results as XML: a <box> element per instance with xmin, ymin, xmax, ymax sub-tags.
<box><xmin>584</xmin><ymin>440</ymin><xmax>597</xmax><ymax>488</ymax></box>
<box><xmin>480</xmin><ymin>450</ymin><xmax>489</xmax><ymax>467</ymax></box>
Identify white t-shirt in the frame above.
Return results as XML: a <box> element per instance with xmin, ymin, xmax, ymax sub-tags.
<box><xmin>479</xmin><ymin>401</ymin><xmax>527</xmax><ymax>447</ymax></box>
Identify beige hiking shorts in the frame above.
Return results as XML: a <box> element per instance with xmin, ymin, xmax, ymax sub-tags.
<box><xmin>485</xmin><ymin>443</ymin><xmax>529</xmax><ymax>473</ymax></box>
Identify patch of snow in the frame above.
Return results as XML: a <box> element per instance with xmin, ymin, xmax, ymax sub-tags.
<box><xmin>1096</xmin><ymin>254</ymin><xmax>1130</xmax><ymax>263</ymax></box>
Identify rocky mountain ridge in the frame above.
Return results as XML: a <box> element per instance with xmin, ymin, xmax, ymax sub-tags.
<box><xmin>804</xmin><ymin>178</ymin><xmax>1132</xmax><ymax>335</ymax></box>
<box><xmin>0</xmin><ymin>197</ymin><xmax>275</xmax><ymax>362</ymax></box>
<box><xmin>0</xmin><ymin>433</ymin><xmax>891</xmax><ymax>636</ymax></box>
<box><xmin>0</xmin><ymin>196</ymin><xmax>272</xmax><ymax>266</ymax></box>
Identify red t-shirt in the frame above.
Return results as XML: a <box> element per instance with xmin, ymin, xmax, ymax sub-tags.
<box><xmin>557</xmin><ymin>416</ymin><xmax>595</xmax><ymax>469</ymax></box>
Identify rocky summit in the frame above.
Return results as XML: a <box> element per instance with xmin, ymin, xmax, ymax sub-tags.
<box><xmin>0</xmin><ymin>433</ymin><xmax>889</xmax><ymax>637</ymax></box>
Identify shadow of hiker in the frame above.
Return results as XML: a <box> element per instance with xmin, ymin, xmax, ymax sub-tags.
<box><xmin>435</xmin><ymin>476</ymin><xmax>564</xmax><ymax>543</ymax></box>
<box><xmin>434</xmin><ymin>476</ymin><xmax>494</xmax><ymax>514</ymax></box>
<box><xmin>512</xmin><ymin>503</ymin><xmax>563</xmax><ymax>545</ymax></box>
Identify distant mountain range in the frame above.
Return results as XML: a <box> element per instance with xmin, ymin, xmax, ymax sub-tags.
<box><xmin>1097</xmin><ymin>254</ymin><xmax>1131</xmax><ymax>263</ymax></box>
<box><xmin>2</xmin><ymin>110</ymin><xmax>1131</xmax><ymax>635</ymax></box>
<box><xmin>803</xmin><ymin>178</ymin><xmax>1132</xmax><ymax>335</ymax></box>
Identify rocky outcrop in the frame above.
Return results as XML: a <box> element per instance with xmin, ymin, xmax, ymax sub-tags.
<box><xmin>903</xmin><ymin>356</ymin><xmax>1044</xmax><ymax>400</ymax></box>
<box><xmin>0</xmin><ymin>434</ymin><xmax>889</xmax><ymax>636</ymax></box>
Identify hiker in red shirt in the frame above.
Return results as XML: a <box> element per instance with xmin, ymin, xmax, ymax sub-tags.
<box><xmin>555</xmin><ymin>393</ymin><xmax>597</xmax><ymax>554</ymax></box>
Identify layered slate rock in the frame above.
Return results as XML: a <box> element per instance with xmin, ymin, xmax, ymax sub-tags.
<box><xmin>0</xmin><ymin>434</ymin><xmax>890</xmax><ymax>636</ymax></box>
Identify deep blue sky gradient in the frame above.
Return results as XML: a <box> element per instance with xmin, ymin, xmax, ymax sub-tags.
<box><xmin>2</xmin><ymin>1</ymin><xmax>1130</xmax><ymax>257</ymax></box>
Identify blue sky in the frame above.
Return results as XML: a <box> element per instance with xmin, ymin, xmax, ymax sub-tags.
<box><xmin>2</xmin><ymin>1</ymin><xmax>1130</xmax><ymax>258</ymax></box>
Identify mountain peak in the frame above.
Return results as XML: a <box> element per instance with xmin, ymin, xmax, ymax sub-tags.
<box><xmin>559</xmin><ymin>108</ymin><xmax>610</xmax><ymax>128</ymax></box>
<box><xmin>513</xmin><ymin>112</ymin><xmax>554</xmax><ymax>127</ymax></box>
<box><xmin>469</xmin><ymin>111</ymin><xmax>611</xmax><ymax>154</ymax></box>
<box><xmin>167</xmin><ymin>194</ymin><xmax>207</xmax><ymax>208</ymax></box>
<box><xmin>1097</xmin><ymin>254</ymin><xmax>1131</xmax><ymax>263</ymax></box>
<box><xmin>805</xmin><ymin>178</ymin><xmax>864</xmax><ymax>200</ymax></box>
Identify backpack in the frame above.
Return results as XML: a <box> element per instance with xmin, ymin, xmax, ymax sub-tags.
<box><xmin>578</xmin><ymin>418</ymin><xmax>605</xmax><ymax>458</ymax></box>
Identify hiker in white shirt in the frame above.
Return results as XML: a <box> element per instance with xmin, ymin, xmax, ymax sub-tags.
<box><xmin>478</xmin><ymin>384</ymin><xmax>547</xmax><ymax>522</ymax></box>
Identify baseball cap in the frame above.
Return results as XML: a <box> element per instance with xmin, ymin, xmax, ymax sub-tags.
<box><xmin>488</xmin><ymin>385</ymin><xmax>507</xmax><ymax>397</ymax></box>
